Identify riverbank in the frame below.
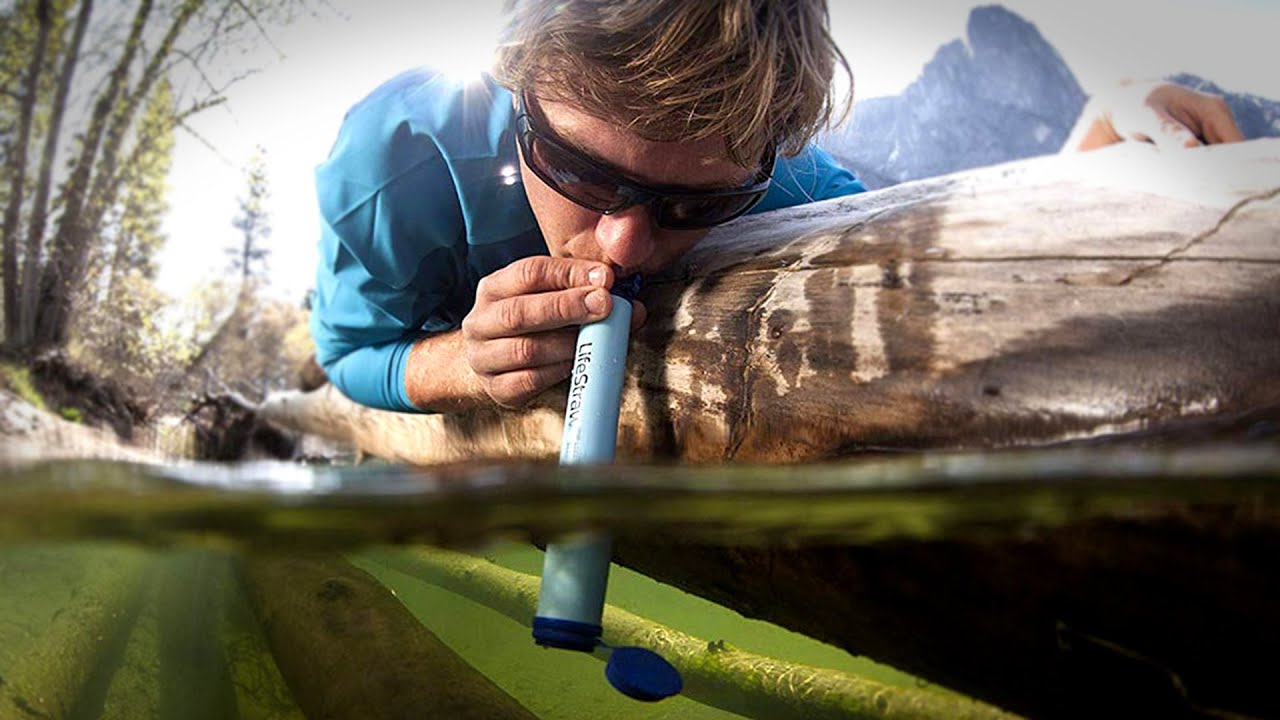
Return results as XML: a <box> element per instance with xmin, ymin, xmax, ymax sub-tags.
<box><xmin>0</xmin><ymin>387</ymin><xmax>158</xmax><ymax>466</ymax></box>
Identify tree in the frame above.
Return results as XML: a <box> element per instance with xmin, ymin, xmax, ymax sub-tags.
<box><xmin>183</xmin><ymin>149</ymin><xmax>311</xmax><ymax>401</ymax></box>
<box><xmin>16</xmin><ymin>0</ymin><xmax>94</xmax><ymax>348</ymax></box>
<box><xmin>0</xmin><ymin>0</ymin><xmax>308</xmax><ymax>356</ymax></box>
<box><xmin>228</xmin><ymin>145</ymin><xmax>270</xmax><ymax>287</ymax></box>
<box><xmin>108</xmin><ymin>77</ymin><xmax>174</xmax><ymax>293</ymax></box>
<box><xmin>183</xmin><ymin>147</ymin><xmax>271</xmax><ymax>382</ymax></box>
<box><xmin>68</xmin><ymin>76</ymin><xmax>184</xmax><ymax>403</ymax></box>
<box><xmin>1</xmin><ymin>0</ymin><xmax>55</xmax><ymax>342</ymax></box>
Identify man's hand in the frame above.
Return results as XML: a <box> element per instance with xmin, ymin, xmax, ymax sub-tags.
<box><xmin>460</xmin><ymin>256</ymin><xmax>647</xmax><ymax>408</ymax></box>
<box><xmin>1065</xmin><ymin>81</ymin><xmax>1245</xmax><ymax>153</ymax></box>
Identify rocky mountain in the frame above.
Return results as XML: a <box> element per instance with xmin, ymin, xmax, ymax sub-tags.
<box><xmin>821</xmin><ymin>5</ymin><xmax>1280</xmax><ymax>190</ymax></box>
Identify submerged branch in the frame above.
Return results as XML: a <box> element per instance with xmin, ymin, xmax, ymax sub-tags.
<box><xmin>360</xmin><ymin>546</ymin><xmax>1018</xmax><ymax>720</ymax></box>
<box><xmin>240</xmin><ymin>553</ymin><xmax>538</xmax><ymax>720</ymax></box>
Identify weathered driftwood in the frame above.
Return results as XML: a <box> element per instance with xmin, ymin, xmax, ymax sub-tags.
<box><xmin>240</xmin><ymin>553</ymin><xmax>537</xmax><ymax>720</ymax></box>
<box><xmin>260</xmin><ymin>138</ymin><xmax>1280</xmax><ymax>463</ymax></box>
<box><xmin>0</xmin><ymin>545</ymin><xmax>152</xmax><ymax>720</ymax></box>
<box><xmin>361</xmin><ymin>546</ymin><xmax>1019</xmax><ymax>720</ymax></box>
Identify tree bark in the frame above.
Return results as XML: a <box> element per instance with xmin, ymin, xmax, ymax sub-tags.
<box><xmin>16</xmin><ymin>0</ymin><xmax>94</xmax><ymax>348</ymax></box>
<box><xmin>82</xmin><ymin>0</ymin><xmax>204</xmax><ymax>247</ymax></box>
<box><xmin>361</xmin><ymin>546</ymin><xmax>1018</xmax><ymax>720</ymax></box>
<box><xmin>32</xmin><ymin>0</ymin><xmax>153</xmax><ymax>351</ymax></box>
<box><xmin>2</xmin><ymin>0</ymin><xmax>52</xmax><ymax>345</ymax></box>
<box><xmin>240</xmin><ymin>553</ymin><xmax>538</xmax><ymax>720</ymax></box>
<box><xmin>260</xmin><ymin>138</ymin><xmax>1280</xmax><ymax>463</ymax></box>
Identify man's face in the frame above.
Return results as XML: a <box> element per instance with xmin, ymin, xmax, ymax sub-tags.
<box><xmin>517</xmin><ymin>92</ymin><xmax>757</xmax><ymax>278</ymax></box>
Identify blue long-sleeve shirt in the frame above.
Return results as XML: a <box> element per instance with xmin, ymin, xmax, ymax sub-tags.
<box><xmin>311</xmin><ymin>68</ymin><xmax>865</xmax><ymax>412</ymax></box>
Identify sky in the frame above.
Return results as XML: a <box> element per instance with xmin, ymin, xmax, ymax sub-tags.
<box><xmin>156</xmin><ymin>0</ymin><xmax>1278</xmax><ymax>306</ymax></box>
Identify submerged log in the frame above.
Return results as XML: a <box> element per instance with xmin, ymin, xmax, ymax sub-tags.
<box><xmin>0</xmin><ymin>545</ymin><xmax>152</xmax><ymax>720</ymax></box>
<box><xmin>240</xmin><ymin>553</ymin><xmax>537</xmax><ymax>720</ymax></box>
<box><xmin>610</xmin><ymin>502</ymin><xmax>1280</xmax><ymax>720</ymax></box>
<box><xmin>361</xmin><ymin>546</ymin><xmax>1018</xmax><ymax>720</ymax></box>
<box><xmin>96</xmin><ymin>551</ymin><xmax>304</xmax><ymax>720</ymax></box>
<box><xmin>217</xmin><ymin>557</ymin><xmax>306</xmax><ymax>720</ymax></box>
<box><xmin>260</xmin><ymin>138</ymin><xmax>1280</xmax><ymax>463</ymax></box>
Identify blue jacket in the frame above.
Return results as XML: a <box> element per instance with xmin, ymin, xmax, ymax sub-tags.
<box><xmin>312</xmin><ymin>68</ymin><xmax>865</xmax><ymax>411</ymax></box>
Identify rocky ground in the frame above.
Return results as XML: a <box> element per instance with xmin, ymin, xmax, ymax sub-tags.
<box><xmin>0</xmin><ymin>387</ymin><xmax>158</xmax><ymax>466</ymax></box>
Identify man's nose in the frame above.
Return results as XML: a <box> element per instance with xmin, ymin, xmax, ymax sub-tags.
<box><xmin>594</xmin><ymin>205</ymin><xmax>655</xmax><ymax>270</ymax></box>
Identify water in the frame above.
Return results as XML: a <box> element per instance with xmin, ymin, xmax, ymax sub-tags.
<box><xmin>0</xmin><ymin>446</ymin><xmax>1276</xmax><ymax>719</ymax></box>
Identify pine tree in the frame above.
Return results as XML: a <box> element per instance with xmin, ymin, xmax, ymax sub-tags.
<box><xmin>228</xmin><ymin>145</ymin><xmax>271</xmax><ymax>289</ymax></box>
<box><xmin>185</xmin><ymin>145</ymin><xmax>273</xmax><ymax>391</ymax></box>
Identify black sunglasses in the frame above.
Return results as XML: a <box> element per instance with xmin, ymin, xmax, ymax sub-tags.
<box><xmin>515</xmin><ymin>90</ymin><xmax>774</xmax><ymax>230</ymax></box>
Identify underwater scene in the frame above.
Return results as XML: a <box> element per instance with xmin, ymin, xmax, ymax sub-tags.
<box><xmin>0</xmin><ymin>446</ymin><xmax>1276</xmax><ymax>720</ymax></box>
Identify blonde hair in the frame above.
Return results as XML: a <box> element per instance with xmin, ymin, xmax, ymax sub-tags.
<box><xmin>493</xmin><ymin>0</ymin><xmax>852</xmax><ymax>167</ymax></box>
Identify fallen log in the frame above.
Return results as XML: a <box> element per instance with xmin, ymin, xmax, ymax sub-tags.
<box><xmin>260</xmin><ymin>138</ymin><xmax>1280</xmax><ymax>463</ymax></box>
<box><xmin>91</xmin><ymin>551</ymin><xmax>305</xmax><ymax>720</ymax></box>
<box><xmin>97</xmin><ymin>580</ymin><xmax>161</xmax><ymax>720</ymax></box>
<box><xmin>610</xmin><ymin>501</ymin><xmax>1280</xmax><ymax>720</ymax></box>
<box><xmin>0</xmin><ymin>545</ymin><xmax>152</xmax><ymax>720</ymax></box>
<box><xmin>153</xmin><ymin>551</ymin><xmax>240</xmax><ymax>720</ymax></box>
<box><xmin>360</xmin><ymin>546</ymin><xmax>1019</xmax><ymax>720</ymax></box>
<box><xmin>240</xmin><ymin>553</ymin><xmax>537</xmax><ymax>720</ymax></box>
<box><xmin>217</xmin><ymin>556</ymin><xmax>306</xmax><ymax>720</ymax></box>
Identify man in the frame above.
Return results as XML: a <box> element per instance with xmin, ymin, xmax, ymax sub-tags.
<box><xmin>311</xmin><ymin>0</ymin><xmax>1243</xmax><ymax>414</ymax></box>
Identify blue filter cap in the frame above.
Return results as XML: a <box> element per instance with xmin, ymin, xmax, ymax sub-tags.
<box><xmin>605</xmin><ymin>646</ymin><xmax>683</xmax><ymax>701</ymax></box>
<box><xmin>614</xmin><ymin>273</ymin><xmax>643</xmax><ymax>301</ymax></box>
<box><xmin>532</xmin><ymin>616</ymin><xmax>602</xmax><ymax>653</ymax></box>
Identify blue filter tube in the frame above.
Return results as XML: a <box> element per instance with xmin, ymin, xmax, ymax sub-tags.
<box><xmin>532</xmin><ymin>278</ymin><xmax>682</xmax><ymax>702</ymax></box>
<box><xmin>533</xmin><ymin>291</ymin><xmax>631</xmax><ymax>651</ymax></box>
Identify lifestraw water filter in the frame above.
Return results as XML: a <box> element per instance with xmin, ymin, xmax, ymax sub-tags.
<box><xmin>532</xmin><ymin>276</ymin><xmax>682</xmax><ymax>702</ymax></box>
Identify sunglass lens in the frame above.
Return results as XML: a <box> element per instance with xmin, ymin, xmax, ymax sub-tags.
<box><xmin>529</xmin><ymin>136</ymin><xmax>624</xmax><ymax>211</ymax></box>
<box><xmin>657</xmin><ymin>193</ymin><xmax>762</xmax><ymax>230</ymax></box>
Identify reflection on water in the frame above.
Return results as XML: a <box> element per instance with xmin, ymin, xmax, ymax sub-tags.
<box><xmin>0</xmin><ymin>445</ymin><xmax>1276</xmax><ymax>719</ymax></box>
<box><xmin>3</xmin><ymin>445</ymin><xmax>1278</xmax><ymax>549</ymax></box>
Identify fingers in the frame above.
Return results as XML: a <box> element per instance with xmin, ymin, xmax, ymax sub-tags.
<box><xmin>1151</xmin><ymin>84</ymin><xmax>1245</xmax><ymax>149</ymax></box>
<box><xmin>477</xmin><ymin>255</ymin><xmax>612</xmax><ymax>302</ymax></box>
<box><xmin>485</xmin><ymin>361</ymin><xmax>575</xmax><ymax>409</ymax></box>
<box><xmin>1198</xmin><ymin>97</ymin><xmax>1246</xmax><ymax>144</ymax></box>
<box><xmin>1074</xmin><ymin>81</ymin><xmax>1246</xmax><ymax>153</ymax></box>
<box><xmin>463</xmin><ymin>256</ymin><xmax>647</xmax><ymax>408</ymax></box>
<box><xmin>467</xmin><ymin>328</ymin><xmax>578</xmax><ymax>375</ymax></box>
<box><xmin>465</xmin><ymin>286</ymin><xmax>613</xmax><ymax>339</ymax></box>
<box><xmin>629</xmin><ymin>298</ymin><xmax>648</xmax><ymax>331</ymax></box>
<box><xmin>1148</xmin><ymin>111</ymin><xmax>1203</xmax><ymax>150</ymax></box>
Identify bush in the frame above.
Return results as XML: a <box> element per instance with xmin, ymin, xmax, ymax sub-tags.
<box><xmin>59</xmin><ymin>406</ymin><xmax>83</xmax><ymax>423</ymax></box>
<box><xmin>0</xmin><ymin>362</ymin><xmax>46</xmax><ymax>410</ymax></box>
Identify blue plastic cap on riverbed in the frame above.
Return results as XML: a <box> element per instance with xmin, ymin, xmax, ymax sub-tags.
<box><xmin>605</xmin><ymin>646</ymin><xmax>683</xmax><ymax>701</ymax></box>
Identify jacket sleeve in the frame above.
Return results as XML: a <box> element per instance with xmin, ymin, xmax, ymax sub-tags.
<box><xmin>310</xmin><ymin>105</ymin><xmax>467</xmax><ymax>413</ymax></box>
<box><xmin>752</xmin><ymin>143</ymin><xmax>865</xmax><ymax>214</ymax></box>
